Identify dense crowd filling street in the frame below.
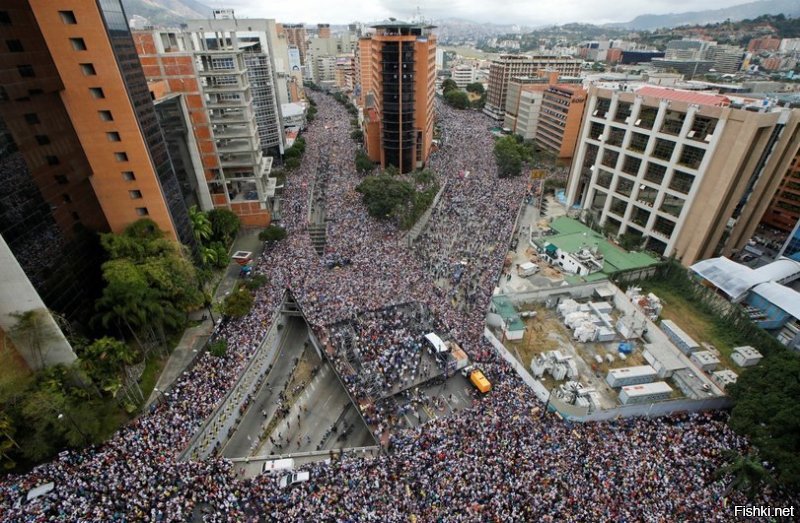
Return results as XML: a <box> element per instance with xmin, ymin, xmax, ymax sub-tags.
<box><xmin>0</xmin><ymin>92</ymin><xmax>796</xmax><ymax>521</ymax></box>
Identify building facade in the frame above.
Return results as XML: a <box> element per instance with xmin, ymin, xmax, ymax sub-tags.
<box><xmin>360</xmin><ymin>21</ymin><xmax>436</xmax><ymax>174</ymax></box>
<box><xmin>761</xmin><ymin>150</ymin><xmax>800</xmax><ymax>233</ymax></box>
<box><xmin>484</xmin><ymin>54</ymin><xmax>582</xmax><ymax>120</ymax></box>
<box><xmin>7</xmin><ymin>0</ymin><xmax>196</xmax><ymax>246</ymax></box>
<box><xmin>535</xmin><ymin>84</ymin><xmax>587</xmax><ymax>160</ymax></box>
<box><xmin>566</xmin><ymin>85</ymin><xmax>800</xmax><ymax>264</ymax></box>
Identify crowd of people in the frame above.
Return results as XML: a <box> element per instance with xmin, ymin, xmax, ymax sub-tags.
<box><xmin>1</xmin><ymin>91</ymin><xmax>796</xmax><ymax>522</ymax></box>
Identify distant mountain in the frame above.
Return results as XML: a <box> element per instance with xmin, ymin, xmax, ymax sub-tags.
<box><xmin>609</xmin><ymin>0</ymin><xmax>800</xmax><ymax>30</ymax></box>
<box><xmin>121</xmin><ymin>0</ymin><xmax>212</xmax><ymax>27</ymax></box>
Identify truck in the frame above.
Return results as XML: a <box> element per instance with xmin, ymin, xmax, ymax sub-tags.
<box><xmin>279</xmin><ymin>471</ymin><xmax>310</xmax><ymax>488</ymax></box>
<box><xmin>517</xmin><ymin>261</ymin><xmax>540</xmax><ymax>277</ymax></box>
<box><xmin>461</xmin><ymin>365</ymin><xmax>491</xmax><ymax>393</ymax></box>
<box><xmin>423</xmin><ymin>332</ymin><xmax>449</xmax><ymax>356</ymax></box>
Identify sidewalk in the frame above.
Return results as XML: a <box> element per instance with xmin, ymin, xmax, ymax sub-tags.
<box><xmin>144</xmin><ymin>229</ymin><xmax>266</xmax><ymax>406</ymax></box>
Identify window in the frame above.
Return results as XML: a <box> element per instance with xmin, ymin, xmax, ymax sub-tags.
<box><xmin>114</xmin><ymin>152</ymin><xmax>128</xmax><ymax>162</ymax></box>
<box><xmin>79</xmin><ymin>63</ymin><xmax>96</xmax><ymax>76</ymax></box>
<box><xmin>89</xmin><ymin>87</ymin><xmax>105</xmax><ymax>99</ymax></box>
<box><xmin>631</xmin><ymin>207</ymin><xmax>651</xmax><ymax>228</ymax></box>
<box><xmin>135</xmin><ymin>207</ymin><xmax>149</xmax><ymax>216</ymax></box>
<box><xmin>644</xmin><ymin>162</ymin><xmax>666</xmax><ymax>185</ymax></box>
<box><xmin>669</xmin><ymin>170</ymin><xmax>695</xmax><ymax>194</ymax></box>
<box><xmin>69</xmin><ymin>38</ymin><xmax>86</xmax><ymax>51</ymax></box>
<box><xmin>614</xmin><ymin>101</ymin><xmax>632</xmax><ymax>123</ymax></box>
<box><xmin>653</xmin><ymin>216</ymin><xmax>676</xmax><ymax>238</ymax></box>
<box><xmin>593</xmin><ymin>98</ymin><xmax>611</xmax><ymax>118</ymax></box>
<box><xmin>98</xmin><ymin>110</ymin><xmax>113</xmax><ymax>121</ymax></box>
<box><xmin>28</xmin><ymin>88</ymin><xmax>42</xmax><ymax>96</ymax></box>
<box><xmin>615</xmin><ymin>176</ymin><xmax>635</xmax><ymax>198</ymax></box>
<box><xmin>17</xmin><ymin>65</ymin><xmax>35</xmax><ymax>78</ymax></box>
<box><xmin>678</xmin><ymin>145</ymin><xmax>705</xmax><ymax>169</ymax></box>
<box><xmin>24</xmin><ymin>113</ymin><xmax>39</xmax><ymax>124</ymax></box>
<box><xmin>62</xmin><ymin>193</ymin><xmax>72</xmax><ymax>203</ymax></box>
<box><xmin>601</xmin><ymin>149</ymin><xmax>619</xmax><ymax>168</ymax></box>
<box><xmin>590</xmin><ymin>122</ymin><xmax>605</xmax><ymax>140</ymax></box>
<box><xmin>610</xmin><ymin>197</ymin><xmax>628</xmax><ymax>217</ymax></box>
<box><xmin>106</xmin><ymin>131</ymin><xmax>121</xmax><ymax>142</ymax></box>
<box><xmin>606</xmin><ymin>127</ymin><xmax>625</xmax><ymax>147</ymax></box>
<box><xmin>596</xmin><ymin>170</ymin><xmax>613</xmax><ymax>189</ymax></box>
<box><xmin>71</xmin><ymin>211</ymin><xmax>80</xmax><ymax>221</ymax></box>
<box><xmin>58</xmin><ymin>11</ymin><xmax>77</xmax><ymax>24</ymax></box>
<box><xmin>54</xmin><ymin>174</ymin><xmax>69</xmax><ymax>185</ymax></box>
<box><xmin>660</xmin><ymin>110</ymin><xmax>686</xmax><ymax>136</ymax></box>
<box><xmin>622</xmin><ymin>155</ymin><xmax>641</xmax><ymax>176</ymax></box>
<box><xmin>46</xmin><ymin>155</ymin><xmax>60</xmax><ymax>166</ymax></box>
<box><xmin>35</xmin><ymin>135</ymin><xmax>50</xmax><ymax>145</ymax></box>
<box><xmin>660</xmin><ymin>194</ymin><xmax>686</xmax><ymax>218</ymax></box>
<box><xmin>6</xmin><ymin>39</ymin><xmax>23</xmax><ymax>52</ymax></box>
<box><xmin>0</xmin><ymin>12</ymin><xmax>10</xmax><ymax>25</ymax></box>
<box><xmin>636</xmin><ymin>107</ymin><xmax>658</xmax><ymax>130</ymax></box>
<box><xmin>652</xmin><ymin>139</ymin><xmax>676</xmax><ymax>161</ymax></box>
<box><xmin>688</xmin><ymin>115</ymin><xmax>718</xmax><ymax>143</ymax></box>
<box><xmin>637</xmin><ymin>186</ymin><xmax>658</xmax><ymax>207</ymax></box>
<box><xmin>129</xmin><ymin>190</ymin><xmax>143</xmax><ymax>199</ymax></box>
<box><xmin>628</xmin><ymin>132</ymin><xmax>649</xmax><ymax>153</ymax></box>
<box><xmin>121</xmin><ymin>171</ymin><xmax>135</xmax><ymax>181</ymax></box>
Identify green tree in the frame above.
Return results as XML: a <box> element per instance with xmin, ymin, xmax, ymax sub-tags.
<box><xmin>356</xmin><ymin>175</ymin><xmax>415</xmax><ymax>220</ymax></box>
<box><xmin>355</xmin><ymin>150</ymin><xmax>375</xmax><ymax>175</ymax></box>
<box><xmin>494</xmin><ymin>135</ymin><xmax>525</xmax><ymax>178</ymax></box>
<box><xmin>471</xmin><ymin>92</ymin><xmax>487</xmax><ymax>109</ymax></box>
<box><xmin>207</xmin><ymin>209</ymin><xmax>241</xmax><ymax>246</ymax></box>
<box><xmin>465</xmin><ymin>82</ymin><xmax>485</xmax><ymax>94</ymax></box>
<box><xmin>715</xmin><ymin>450</ymin><xmax>774</xmax><ymax>499</ymax></box>
<box><xmin>209</xmin><ymin>339</ymin><xmax>228</xmax><ymax>358</ymax></box>
<box><xmin>444</xmin><ymin>90</ymin><xmax>470</xmax><ymax>110</ymax></box>
<box><xmin>728</xmin><ymin>350</ymin><xmax>800</xmax><ymax>490</ymax></box>
<box><xmin>188</xmin><ymin>205</ymin><xmax>212</xmax><ymax>244</ymax></box>
<box><xmin>79</xmin><ymin>337</ymin><xmax>136</xmax><ymax>391</ymax></box>
<box><xmin>200</xmin><ymin>242</ymin><xmax>229</xmax><ymax>269</ymax></box>
<box><xmin>441</xmin><ymin>78</ymin><xmax>458</xmax><ymax>93</ymax></box>
<box><xmin>285</xmin><ymin>157</ymin><xmax>301</xmax><ymax>170</ymax></box>
<box><xmin>258</xmin><ymin>225</ymin><xmax>288</xmax><ymax>242</ymax></box>
<box><xmin>221</xmin><ymin>287</ymin><xmax>254</xmax><ymax>318</ymax></box>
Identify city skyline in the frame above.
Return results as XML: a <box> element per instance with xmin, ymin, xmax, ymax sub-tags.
<box><xmin>212</xmin><ymin>0</ymin><xmax>759</xmax><ymax>27</ymax></box>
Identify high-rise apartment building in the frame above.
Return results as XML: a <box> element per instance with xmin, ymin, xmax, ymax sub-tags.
<box><xmin>566</xmin><ymin>85</ymin><xmax>800</xmax><ymax>265</ymax></box>
<box><xmin>0</xmin><ymin>0</ymin><xmax>195</xmax><ymax>246</ymax></box>
<box><xmin>360</xmin><ymin>21</ymin><xmax>436</xmax><ymax>174</ymax></box>
<box><xmin>761</xmin><ymin>150</ymin><xmax>800</xmax><ymax>233</ymax></box>
<box><xmin>182</xmin><ymin>22</ymin><xmax>277</xmax><ymax>227</ymax></box>
<box><xmin>484</xmin><ymin>54</ymin><xmax>582</xmax><ymax>120</ymax></box>
<box><xmin>185</xmin><ymin>15</ymin><xmax>286</xmax><ymax>156</ymax></box>
<box><xmin>535</xmin><ymin>84</ymin><xmax>587</xmax><ymax>161</ymax></box>
<box><xmin>282</xmin><ymin>23</ymin><xmax>308</xmax><ymax>65</ymax></box>
<box><xmin>316</xmin><ymin>23</ymin><xmax>331</xmax><ymax>39</ymax></box>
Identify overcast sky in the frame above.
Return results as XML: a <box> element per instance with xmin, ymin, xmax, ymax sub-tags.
<box><xmin>210</xmin><ymin>0</ymin><xmax>753</xmax><ymax>26</ymax></box>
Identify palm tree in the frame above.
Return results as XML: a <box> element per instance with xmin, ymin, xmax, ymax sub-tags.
<box><xmin>716</xmin><ymin>450</ymin><xmax>774</xmax><ymax>499</ymax></box>
<box><xmin>188</xmin><ymin>205</ymin><xmax>212</xmax><ymax>245</ymax></box>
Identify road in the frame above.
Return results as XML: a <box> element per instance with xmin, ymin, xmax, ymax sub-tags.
<box><xmin>221</xmin><ymin>317</ymin><xmax>307</xmax><ymax>458</ymax></box>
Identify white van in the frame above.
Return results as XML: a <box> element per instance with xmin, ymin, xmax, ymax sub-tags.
<box><xmin>518</xmin><ymin>262</ymin><xmax>540</xmax><ymax>277</ymax></box>
<box><xmin>279</xmin><ymin>471</ymin><xmax>310</xmax><ymax>488</ymax></box>
<box><xmin>262</xmin><ymin>458</ymin><xmax>294</xmax><ymax>474</ymax></box>
<box><xmin>424</xmin><ymin>333</ymin><xmax>449</xmax><ymax>356</ymax></box>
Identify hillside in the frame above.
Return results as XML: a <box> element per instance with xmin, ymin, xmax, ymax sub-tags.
<box><xmin>610</xmin><ymin>0</ymin><xmax>800</xmax><ymax>31</ymax></box>
<box><xmin>121</xmin><ymin>0</ymin><xmax>211</xmax><ymax>27</ymax></box>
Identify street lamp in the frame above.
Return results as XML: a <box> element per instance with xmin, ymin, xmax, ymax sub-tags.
<box><xmin>153</xmin><ymin>388</ymin><xmax>170</xmax><ymax>403</ymax></box>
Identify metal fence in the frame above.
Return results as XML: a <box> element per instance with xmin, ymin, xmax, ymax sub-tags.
<box><xmin>405</xmin><ymin>180</ymin><xmax>449</xmax><ymax>247</ymax></box>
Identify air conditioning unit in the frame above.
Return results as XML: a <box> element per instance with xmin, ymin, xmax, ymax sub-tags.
<box><xmin>635</xmin><ymin>119</ymin><xmax>641</xmax><ymax>126</ymax></box>
<box><xmin>589</xmin><ymin>165</ymin><xmax>595</xmax><ymax>171</ymax></box>
<box><xmin>598</xmin><ymin>136</ymin><xmax>604</xmax><ymax>141</ymax></box>
<box><xmin>593</xmin><ymin>110</ymin><xmax>598</xmax><ymax>116</ymax></box>
<box><xmin>704</xmin><ymin>134</ymin><xmax>713</xmax><ymax>142</ymax></box>
<box><xmin>687</xmin><ymin>130</ymin><xmax>696</xmax><ymax>138</ymax></box>
<box><xmin>625</xmin><ymin>117</ymin><xmax>632</xmax><ymax>124</ymax></box>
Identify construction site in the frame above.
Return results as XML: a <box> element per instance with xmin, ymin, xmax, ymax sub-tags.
<box><xmin>490</xmin><ymin>282</ymin><xmax>755</xmax><ymax>418</ymax></box>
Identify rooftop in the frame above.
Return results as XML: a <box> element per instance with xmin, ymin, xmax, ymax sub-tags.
<box><xmin>542</xmin><ymin>217</ymin><xmax>658</xmax><ymax>278</ymax></box>
<box><xmin>690</xmin><ymin>256</ymin><xmax>800</xmax><ymax>302</ymax></box>
<box><xmin>635</xmin><ymin>85</ymin><xmax>731</xmax><ymax>107</ymax></box>
<box><xmin>491</xmin><ymin>296</ymin><xmax>525</xmax><ymax>331</ymax></box>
